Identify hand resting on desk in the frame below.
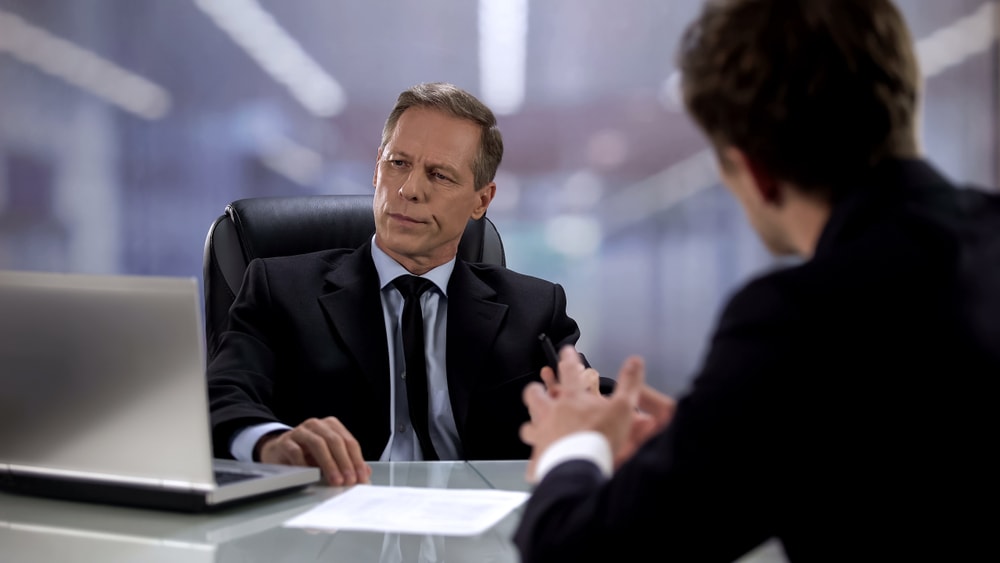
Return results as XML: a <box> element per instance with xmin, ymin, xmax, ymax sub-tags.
<box><xmin>257</xmin><ymin>416</ymin><xmax>372</xmax><ymax>486</ymax></box>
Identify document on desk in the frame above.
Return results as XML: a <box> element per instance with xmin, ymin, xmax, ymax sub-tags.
<box><xmin>282</xmin><ymin>486</ymin><xmax>529</xmax><ymax>536</ymax></box>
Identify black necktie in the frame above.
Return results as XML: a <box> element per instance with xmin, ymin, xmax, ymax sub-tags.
<box><xmin>392</xmin><ymin>275</ymin><xmax>439</xmax><ymax>461</ymax></box>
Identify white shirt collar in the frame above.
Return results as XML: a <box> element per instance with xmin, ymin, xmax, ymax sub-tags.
<box><xmin>370</xmin><ymin>235</ymin><xmax>455</xmax><ymax>296</ymax></box>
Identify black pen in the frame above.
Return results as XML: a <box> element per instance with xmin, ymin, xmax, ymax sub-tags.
<box><xmin>538</xmin><ymin>333</ymin><xmax>561</xmax><ymax>380</ymax></box>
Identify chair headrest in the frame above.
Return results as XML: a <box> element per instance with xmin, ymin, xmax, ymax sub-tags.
<box><xmin>226</xmin><ymin>195</ymin><xmax>492</xmax><ymax>263</ymax></box>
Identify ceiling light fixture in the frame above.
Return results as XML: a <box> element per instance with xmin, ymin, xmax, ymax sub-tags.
<box><xmin>0</xmin><ymin>9</ymin><xmax>171</xmax><ymax>120</ymax></box>
<box><xmin>478</xmin><ymin>0</ymin><xmax>529</xmax><ymax>115</ymax></box>
<box><xmin>194</xmin><ymin>0</ymin><xmax>346</xmax><ymax>117</ymax></box>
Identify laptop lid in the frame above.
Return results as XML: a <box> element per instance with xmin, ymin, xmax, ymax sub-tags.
<box><xmin>0</xmin><ymin>270</ymin><xmax>318</xmax><ymax>510</ymax></box>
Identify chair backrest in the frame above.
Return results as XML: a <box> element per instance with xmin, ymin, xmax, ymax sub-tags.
<box><xmin>202</xmin><ymin>194</ymin><xmax>506</xmax><ymax>358</ymax></box>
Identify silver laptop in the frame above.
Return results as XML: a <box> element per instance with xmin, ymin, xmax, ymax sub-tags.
<box><xmin>0</xmin><ymin>270</ymin><xmax>320</xmax><ymax>511</ymax></box>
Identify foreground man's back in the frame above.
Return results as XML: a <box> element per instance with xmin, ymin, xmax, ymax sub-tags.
<box><xmin>512</xmin><ymin>0</ymin><xmax>1000</xmax><ymax>559</ymax></box>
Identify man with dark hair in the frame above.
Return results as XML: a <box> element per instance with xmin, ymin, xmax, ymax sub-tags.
<box><xmin>208</xmin><ymin>82</ymin><xmax>595</xmax><ymax>486</ymax></box>
<box><xmin>514</xmin><ymin>1</ymin><xmax>999</xmax><ymax>560</ymax></box>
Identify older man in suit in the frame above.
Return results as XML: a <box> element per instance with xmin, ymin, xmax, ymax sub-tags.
<box><xmin>514</xmin><ymin>0</ymin><xmax>1000</xmax><ymax>561</ymax></box>
<box><xmin>208</xmin><ymin>82</ymin><xmax>592</xmax><ymax>486</ymax></box>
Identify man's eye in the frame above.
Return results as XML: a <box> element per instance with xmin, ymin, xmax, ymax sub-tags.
<box><xmin>432</xmin><ymin>172</ymin><xmax>451</xmax><ymax>182</ymax></box>
<box><xmin>389</xmin><ymin>160</ymin><xmax>406</xmax><ymax>167</ymax></box>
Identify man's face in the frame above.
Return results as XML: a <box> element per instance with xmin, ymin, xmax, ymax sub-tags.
<box><xmin>373</xmin><ymin>106</ymin><xmax>495</xmax><ymax>273</ymax></box>
<box><xmin>717</xmin><ymin>149</ymin><xmax>796</xmax><ymax>256</ymax></box>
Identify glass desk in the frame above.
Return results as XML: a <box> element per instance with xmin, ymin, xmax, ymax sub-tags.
<box><xmin>0</xmin><ymin>460</ymin><xmax>530</xmax><ymax>563</ymax></box>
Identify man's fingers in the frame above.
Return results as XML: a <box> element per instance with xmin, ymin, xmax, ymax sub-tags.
<box><xmin>295</xmin><ymin>421</ymin><xmax>344</xmax><ymax>486</ymax></box>
<box><xmin>321</xmin><ymin>417</ymin><xmax>369</xmax><ymax>485</ymax></box>
<box><xmin>558</xmin><ymin>344</ymin><xmax>584</xmax><ymax>365</ymax></box>
<box><xmin>637</xmin><ymin>386</ymin><xmax>676</xmax><ymax>428</ymax></box>
<box><xmin>628</xmin><ymin>411</ymin><xmax>659</xmax><ymax>449</ymax></box>
<box><xmin>557</xmin><ymin>345</ymin><xmax>587</xmax><ymax>378</ymax></box>
<box><xmin>523</xmin><ymin>381</ymin><xmax>551</xmax><ymax>420</ymax></box>
<box><xmin>583</xmin><ymin>368</ymin><xmax>601</xmax><ymax>396</ymax></box>
<box><xmin>540</xmin><ymin>366</ymin><xmax>558</xmax><ymax>393</ymax></box>
<box><xmin>611</xmin><ymin>356</ymin><xmax>646</xmax><ymax>405</ymax></box>
<box><xmin>556</xmin><ymin>345</ymin><xmax>592</xmax><ymax>394</ymax></box>
<box><xmin>262</xmin><ymin>436</ymin><xmax>306</xmax><ymax>466</ymax></box>
<box><xmin>519</xmin><ymin>420</ymin><xmax>538</xmax><ymax>445</ymax></box>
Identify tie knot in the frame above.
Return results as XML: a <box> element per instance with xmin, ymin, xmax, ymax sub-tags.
<box><xmin>392</xmin><ymin>275</ymin><xmax>435</xmax><ymax>300</ymax></box>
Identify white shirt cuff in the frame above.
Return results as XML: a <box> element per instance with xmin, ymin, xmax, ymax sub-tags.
<box><xmin>532</xmin><ymin>431</ymin><xmax>613</xmax><ymax>484</ymax></box>
<box><xmin>231</xmin><ymin>422</ymin><xmax>292</xmax><ymax>462</ymax></box>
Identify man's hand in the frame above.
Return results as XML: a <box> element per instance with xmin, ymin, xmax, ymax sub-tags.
<box><xmin>257</xmin><ymin>417</ymin><xmax>372</xmax><ymax>486</ymax></box>
<box><xmin>521</xmin><ymin>347</ymin><xmax>676</xmax><ymax>481</ymax></box>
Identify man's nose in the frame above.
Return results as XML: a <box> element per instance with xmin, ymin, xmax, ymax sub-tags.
<box><xmin>397</xmin><ymin>171</ymin><xmax>427</xmax><ymax>201</ymax></box>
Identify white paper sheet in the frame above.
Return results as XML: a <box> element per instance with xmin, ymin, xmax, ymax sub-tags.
<box><xmin>282</xmin><ymin>486</ymin><xmax>530</xmax><ymax>536</ymax></box>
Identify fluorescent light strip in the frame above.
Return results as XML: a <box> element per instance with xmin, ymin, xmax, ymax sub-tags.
<box><xmin>194</xmin><ymin>0</ymin><xmax>345</xmax><ymax>117</ymax></box>
<box><xmin>603</xmin><ymin>150</ymin><xmax>718</xmax><ymax>233</ymax></box>
<box><xmin>604</xmin><ymin>1</ymin><xmax>999</xmax><ymax>234</ymax></box>
<box><xmin>259</xmin><ymin>135</ymin><xmax>324</xmax><ymax>186</ymax></box>
<box><xmin>0</xmin><ymin>9</ymin><xmax>171</xmax><ymax>120</ymax></box>
<box><xmin>479</xmin><ymin>0</ymin><xmax>529</xmax><ymax>115</ymax></box>
<box><xmin>916</xmin><ymin>1</ymin><xmax>995</xmax><ymax>76</ymax></box>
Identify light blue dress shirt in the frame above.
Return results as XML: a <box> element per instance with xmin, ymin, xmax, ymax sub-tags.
<box><xmin>231</xmin><ymin>238</ymin><xmax>463</xmax><ymax>462</ymax></box>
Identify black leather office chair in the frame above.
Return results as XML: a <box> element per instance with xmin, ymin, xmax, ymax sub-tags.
<box><xmin>202</xmin><ymin>194</ymin><xmax>506</xmax><ymax>359</ymax></box>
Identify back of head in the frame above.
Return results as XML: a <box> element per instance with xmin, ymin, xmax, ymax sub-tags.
<box><xmin>678</xmin><ymin>0</ymin><xmax>921</xmax><ymax>198</ymax></box>
<box><xmin>380</xmin><ymin>82</ymin><xmax>504</xmax><ymax>191</ymax></box>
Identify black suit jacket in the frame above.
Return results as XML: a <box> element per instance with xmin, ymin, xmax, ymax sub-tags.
<box><xmin>514</xmin><ymin>159</ymin><xmax>1000</xmax><ymax>562</ymax></box>
<box><xmin>207</xmin><ymin>240</ymin><xmax>582</xmax><ymax>461</ymax></box>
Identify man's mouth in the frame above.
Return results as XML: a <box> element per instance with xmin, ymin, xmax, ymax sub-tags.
<box><xmin>389</xmin><ymin>213</ymin><xmax>425</xmax><ymax>224</ymax></box>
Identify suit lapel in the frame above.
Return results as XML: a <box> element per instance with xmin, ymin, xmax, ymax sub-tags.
<box><xmin>446</xmin><ymin>261</ymin><xmax>508</xmax><ymax>434</ymax></box>
<box><xmin>317</xmin><ymin>241</ymin><xmax>390</xmax><ymax>429</ymax></box>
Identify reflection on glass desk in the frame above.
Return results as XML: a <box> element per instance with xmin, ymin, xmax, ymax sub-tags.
<box><xmin>469</xmin><ymin>460</ymin><xmax>532</xmax><ymax>493</ymax></box>
<box><xmin>0</xmin><ymin>460</ymin><xmax>530</xmax><ymax>563</ymax></box>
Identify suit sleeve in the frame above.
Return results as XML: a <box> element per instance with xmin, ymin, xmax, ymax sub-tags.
<box><xmin>514</xmin><ymin>278</ymin><xmax>798</xmax><ymax>562</ymax></box>
<box><xmin>548</xmin><ymin>283</ymin><xmax>583</xmax><ymax>352</ymax></box>
<box><xmin>206</xmin><ymin>258</ymin><xmax>284</xmax><ymax>458</ymax></box>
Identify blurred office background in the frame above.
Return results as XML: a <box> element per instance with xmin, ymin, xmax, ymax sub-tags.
<box><xmin>1</xmin><ymin>0</ymin><xmax>996</xmax><ymax>395</ymax></box>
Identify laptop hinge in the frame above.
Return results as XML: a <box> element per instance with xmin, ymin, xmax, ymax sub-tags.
<box><xmin>7</xmin><ymin>464</ymin><xmax>213</xmax><ymax>492</ymax></box>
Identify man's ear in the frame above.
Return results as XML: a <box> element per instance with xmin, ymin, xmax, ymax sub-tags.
<box><xmin>740</xmin><ymin>151</ymin><xmax>781</xmax><ymax>205</ymax></box>
<box><xmin>372</xmin><ymin>147</ymin><xmax>382</xmax><ymax>189</ymax></box>
<box><xmin>471</xmin><ymin>182</ymin><xmax>496</xmax><ymax>220</ymax></box>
